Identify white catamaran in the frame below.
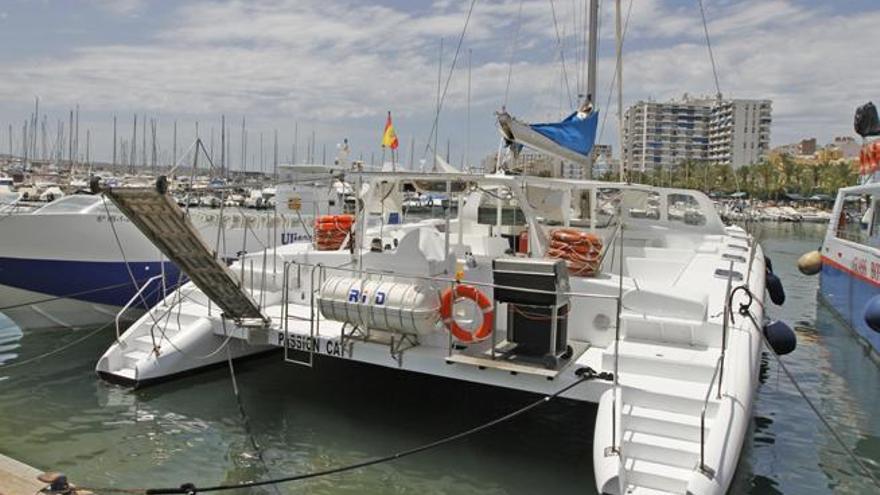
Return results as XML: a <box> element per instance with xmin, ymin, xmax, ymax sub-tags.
<box><xmin>95</xmin><ymin>170</ymin><xmax>770</xmax><ymax>495</ymax></box>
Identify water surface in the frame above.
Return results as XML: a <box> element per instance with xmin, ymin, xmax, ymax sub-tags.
<box><xmin>0</xmin><ymin>223</ymin><xmax>878</xmax><ymax>494</ymax></box>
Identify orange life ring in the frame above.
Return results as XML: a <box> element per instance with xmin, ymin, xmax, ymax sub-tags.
<box><xmin>439</xmin><ymin>285</ymin><xmax>494</xmax><ymax>343</ymax></box>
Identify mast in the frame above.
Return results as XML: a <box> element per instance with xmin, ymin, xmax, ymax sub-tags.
<box><xmin>466</xmin><ymin>48</ymin><xmax>471</xmax><ymax>171</ymax></box>
<box><xmin>241</xmin><ymin>117</ymin><xmax>246</xmax><ymax>172</ymax></box>
<box><xmin>221</xmin><ymin>115</ymin><xmax>226</xmax><ymax>177</ymax></box>
<box><xmin>293</xmin><ymin>121</ymin><xmax>298</xmax><ymax>164</ymax></box>
<box><xmin>273</xmin><ymin>129</ymin><xmax>278</xmax><ymax>182</ymax></box>
<box><xmin>434</xmin><ymin>38</ymin><xmax>443</xmax><ymax>172</ymax></box>
<box><xmin>151</xmin><ymin>119</ymin><xmax>157</xmax><ymax>175</ymax></box>
<box><xmin>172</xmin><ymin>120</ymin><xmax>177</xmax><ymax>168</ymax></box>
<box><xmin>131</xmin><ymin>114</ymin><xmax>137</xmax><ymax>174</ymax></box>
<box><xmin>33</xmin><ymin>97</ymin><xmax>39</xmax><ymax>159</ymax></box>
<box><xmin>74</xmin><ymin>105</ymin><xmax>79</xmax><ymax>166</ymax></box>
<box><xmin>68</xmin><ymin>109</ymin><xmax>74</xmax><ymax>166</ymax></box>
<box><xmin>141</xmin><ymin>114</ymin><xmax>146</xmax><ymax>170</ymax></box>
<box><xmin>112</xmin><ymin>115</ymin><xmax>117</xmax><ymax>174</ymax></box>
<box><xmin>615</xmin><ymin>0</ymin><xmax>624</xmax><ymax>182</ymax></box>
<box><xmin>585</xmin><ymin>0</ymin><xmax>599</xmax><ymax>178</ymax></box>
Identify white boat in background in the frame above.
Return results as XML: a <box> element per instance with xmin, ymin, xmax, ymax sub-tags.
<box><xmin>0</xmin><ymin>175</ymin><xmax>19</xmax><ymax>210</ymax></box>
<box><xmin>798</xmin><ymin>206</ymin><xmax>832</xmax><ymax>223</ymax></box>
<box><xmin>96</xmin><ymin>172</ymin><xmax>778</xmax><ymax>495</ymax></box>
<box><xmin>0</xmin><ymin>168</ymin><xmax>346</xmax><ymax>330</ymax></box>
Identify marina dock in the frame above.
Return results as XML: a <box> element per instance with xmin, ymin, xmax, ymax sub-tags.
<box><xmin>0</xmin><ymin>453</ymin><xmax>44</xmax><ymax>495</ymax></box>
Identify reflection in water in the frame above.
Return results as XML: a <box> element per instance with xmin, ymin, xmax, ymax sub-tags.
<box><xmin>0</xmin><ymin>222</ymin><xmax>877</xmax><ymax>494</ymax></box>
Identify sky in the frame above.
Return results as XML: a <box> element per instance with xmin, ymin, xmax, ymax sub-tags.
<box><xmin>0</xmin><ymin>0</ymin><xmax>877</xmax><ymax>171</ymax></box>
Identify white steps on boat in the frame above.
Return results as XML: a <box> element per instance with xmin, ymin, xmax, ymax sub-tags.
<box><xmin>606</xmin><ymin>338</ymin><xmax>721</xmax><ymax>494</ymax></box>
<box><xmin>602</xmin><ymin>340</ymin><xmax>717</xmax><ymax>382</ymax></box>
<box><xmin>623</xmin><ymin>431</ymin><xmax>700</xmax><ymax>469</ymax></box>
<box><xmin>623</xmin><ymin>458</ymin><xmax>692</xmax><ymax>494</ymax></box>
<box><xmin>622</xmin><ymin>404</ymin><xmax>705</xmax><ymax>442</ymax></box>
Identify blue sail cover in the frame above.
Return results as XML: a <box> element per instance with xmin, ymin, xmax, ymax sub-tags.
<box><xmin>529</xmin><ymin>111</ymin><xmax>599</xmax><ymax>157</ymax></box>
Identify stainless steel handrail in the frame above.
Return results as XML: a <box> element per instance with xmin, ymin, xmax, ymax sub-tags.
<box><xmin>718</xmin><ymin>260</ymin><xmax>734</xmax><ymax>399</ymax></box>
<box><xmin>115</xmin><ymin>274</ymin><xmax>165</xmax><ymax>342</ymax></box>
<box><xmin>698</xmin><ymin>354</ymin><xmax>724</xmax><ymax>479</ymax></box>
<box><xmin>274</xmin><ymin>259</ymin><xmax>620</xmax><ymax>302</ymax></box>
<box><xmin>698</xmin><ymin>259</ymin><xmax>736</xmax><ymax>479</ymax></box>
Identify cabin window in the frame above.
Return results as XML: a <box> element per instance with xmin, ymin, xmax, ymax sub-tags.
<box><xmin>666</xmin><ymin>193</ymin><xmax>706</xmax><ymax>226</ymax></box>
<box><xmin>623</xmin><ymin>191</ymin><xmax>661</xmax><ymax>220</ymax></box>
<box><xmin>835</xmin><ymin>193</ymin><xmax>869</xmax><ymax>245</ymax></box>
<box><xmin>34</xmin><ymin>195</ymin><xmax>103</xmax><ymax>214</ymax></box>
<box><xmin>477</xmin><ymin>187</ymin><xmax>525</xmax><ymax>226</ymax></box>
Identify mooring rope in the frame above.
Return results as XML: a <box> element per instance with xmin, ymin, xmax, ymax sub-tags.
<box><xmin>739</xmin><ymin>306</ymin><xmax>880</xmax><ymax>489</ymax></box>
<box><xmin>65</xmin><ymin>372</ymin><xmax>603</xmax><ymax>494</ymax></box>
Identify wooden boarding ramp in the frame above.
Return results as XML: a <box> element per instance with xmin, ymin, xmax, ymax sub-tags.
<box><xmin>102</xmin><ymin>178</ymin><xmax>269</xmax><ymax>327</ymax></box>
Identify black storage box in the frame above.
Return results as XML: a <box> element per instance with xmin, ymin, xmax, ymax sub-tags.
<box><xmin>492</xmin><ymin>258</ymin><xmax>569</xmax><ymax>306</ymax></box>
<box><xmin>507</xmin><ymin>304</ymin><xmax>568</xmax><ymax>356</ymax></box>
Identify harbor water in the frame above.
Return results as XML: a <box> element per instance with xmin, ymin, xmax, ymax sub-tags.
<box><xmin>0</xmin><ymin>223</ymin><xmax>878</xmax><ymax>494</ymax></box>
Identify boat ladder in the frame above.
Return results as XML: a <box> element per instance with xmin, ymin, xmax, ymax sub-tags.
<box><xmin>102</xmin><ymin>179</ymin><xmax>269</xmax><ymax>328</ymax></box>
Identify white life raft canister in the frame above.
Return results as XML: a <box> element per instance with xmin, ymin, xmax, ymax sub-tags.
<box><xmin>317</xmin><ymin>276</ymin><xmax>441</xmax><ymax>335</ymax></box>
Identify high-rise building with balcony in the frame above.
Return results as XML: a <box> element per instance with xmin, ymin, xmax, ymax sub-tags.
<box><xmin>623</xmin><ymin>95</ymin><xmax>771</xmax><ymax>172</ymax></box>
<box><xmin>707</xmin><ymin>99</ymin><xmax>772</xmax><ymax>168</ymax></box>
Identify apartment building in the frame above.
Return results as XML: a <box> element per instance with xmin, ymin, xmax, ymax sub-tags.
<box><xmin>707</xmin><ymin>99</ymin><xmax>772</xmax><ymax>168</ymax></box>
<box><xmin>624</xmin><ymin>95</ymin><xmax>771</xmax><ymax>172</ymax></box>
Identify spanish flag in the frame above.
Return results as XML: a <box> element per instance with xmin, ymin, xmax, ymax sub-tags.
<box><xmin>382</xmin><ymin>111</ymin><xmax>399</xmax><ymax>150</ymax></box>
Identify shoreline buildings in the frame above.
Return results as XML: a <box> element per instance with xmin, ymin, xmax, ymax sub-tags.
<box><xmin>623</xmin><ymin>94</ymin><xmax>772</xmax><ymax>172</ymax></box>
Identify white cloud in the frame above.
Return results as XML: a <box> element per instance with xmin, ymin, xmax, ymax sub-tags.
<box><xmin>0</xmin><ymin>0</ymin><xmax>876</xmax><ymax>164</ymax></box>
<box><xmin>91</xmin><ymin>0</ymin><xmax>145</xmax><ymax>16</ymax></box>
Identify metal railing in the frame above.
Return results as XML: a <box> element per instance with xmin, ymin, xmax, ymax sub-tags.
<box><xmin>698</xmin><ymin>259</ymin><xmax>736</xmax><ymax>479</ymax></box>
<box><xmin>114</xmin><ymin>274</ymin><xmax>166</xmax><ymax>342</ymax></box>
<box><xmin>718</xmin><ymin>260</ymin><xmax>734</xmax><ymax>401</ymax></box>
<box><xmin>607</xmin><ymin>211</ymin><xmax>625</xmax><ymax>459</ymax></box>
<box><xmin>280</xmin><ymin>260</ymin><xmax>321</xmax><ymax>367</ymax></box>
<box><xmin>698</xmin><ymin>355</ymin><xmax>724</xmax><ymax>479</ymax></box>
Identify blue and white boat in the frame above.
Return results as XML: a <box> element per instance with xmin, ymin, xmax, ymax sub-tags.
<box><xmin>818</xmin><ymin>102</ymin><xmax>880</xmax><ymax>355</ymax></box>
<box><xmin>0</xmin><ymin>174</ymin><xmax>345</xmax><ymax>331</ymax></box>
<box><xmin>819</xmin><ymin>182</ymin><xmax>880</xmax><ymax>355</ymax></box>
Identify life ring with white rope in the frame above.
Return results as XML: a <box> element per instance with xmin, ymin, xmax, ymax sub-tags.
<box><xmin>439</xmin><ymin>284</ymin><xmax>494</xmax><ymax>343</ymax></box>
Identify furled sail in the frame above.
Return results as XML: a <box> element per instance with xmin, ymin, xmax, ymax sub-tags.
<box><xmin>497</xmin><ymin>108</ymin><xmax>599</xmax><ymax>167</ymax></box>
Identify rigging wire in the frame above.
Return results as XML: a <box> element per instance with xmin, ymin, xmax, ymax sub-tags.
<box><xmin>548</xmin><ymin>0</ymin><xmax>574</xmax><ymax>109</ymax></box>
<box><xmin>422</xmin><ymin>0</ymin><xmax>479</xmax><ymax>159</ymax></box>
<box><xmin>697</xmin><ymin>0</ymin><xmax>723</xmax><ymax>99</ymax></box>
<box><xmin>596</xmin><ymin>0</ymin><xmax>633</xmax><ymax>147</ymax></box>
<box><xmin>503</xmin><ymin>0</ymin><xmax>526</xmax><ymax>108</ymax></box>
